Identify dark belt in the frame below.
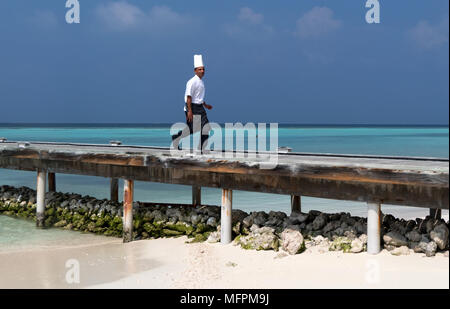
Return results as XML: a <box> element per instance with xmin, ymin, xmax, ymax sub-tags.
<box><xmin>185</xmin><ymin>103</ymin><xmax>205</xmax><ymax>114</ymax></box>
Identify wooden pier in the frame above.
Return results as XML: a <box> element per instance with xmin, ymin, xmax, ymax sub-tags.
<box><xmin>0</xmin><ymin>140</ymin><xmax>448</xmax><ymax>254</ymax></box>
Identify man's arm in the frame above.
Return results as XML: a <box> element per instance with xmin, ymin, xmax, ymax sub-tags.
<box><xmin>186</xmin><ymin>96</ymin><xmax>193</xmax><ymax>122</ymax></box>
<box><xmin>202</xmin><ymin>101</ymin><xmax>213</xmax><ymax>110</ymax></box>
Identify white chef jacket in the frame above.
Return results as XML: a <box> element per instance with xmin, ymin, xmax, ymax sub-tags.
<box><xmin>184</xmin><ymin>75</ymin><xmax>205</xmax><ymax>111</ymax></box>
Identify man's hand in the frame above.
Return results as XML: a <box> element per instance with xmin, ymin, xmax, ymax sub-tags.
<box><xmin>203</xmin><ymin>103</ymin><xmax>213</xmax><ymax>110</ymax></box>
<box><xmin>187</xmin><ymin>110</ymin><xmax>193</xmax><ymax>122</ymax></box>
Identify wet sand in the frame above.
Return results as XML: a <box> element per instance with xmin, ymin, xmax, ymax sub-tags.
<box><xmin>0</xmin><ymin>235</ymin><xmax>448</xmax><ymax>289</ymax></box>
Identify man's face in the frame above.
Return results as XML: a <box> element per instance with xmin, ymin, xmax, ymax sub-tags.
<box><xmin>195</xmin><ymin>66</ymin><xmax>205</xmax><ymax>79</ymax></box>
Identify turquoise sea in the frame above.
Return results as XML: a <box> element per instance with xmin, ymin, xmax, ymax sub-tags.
<box><xmin>0</xmin><ymin>124</ymin><xmax>448</xmax><ymax>222</ymax></box>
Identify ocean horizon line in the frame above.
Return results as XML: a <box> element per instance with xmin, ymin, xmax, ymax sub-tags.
<box><xmin>0</xmin><ymin>123</ymin><xmax>448</xmax><ymax>128</ymax></box>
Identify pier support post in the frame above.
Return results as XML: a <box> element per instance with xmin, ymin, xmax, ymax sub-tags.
<box><xmin>36</xmin><ymin>171</ymin><xmax>47</xmax><ymax>228</ymax></box>
<box><xmin>110</xmin><ymin>178</ymin><xmax>119</xmax><ymax>202</ymax></box>
<box><xmin>123</xmin><ymin>179</ymin><xmax>134</xmax><ymax>243</ymax></box>
<box><xmin>430</xmin><ymin>208</ymin><xmax>442</xmax><ymax>220</ymax></box>
<box><xmin>48</xmin><ymin>173</ymin><xmax>56</xmax><ymax>192</ymax></box>
<box><xmin>291</xmin><ymin>195</ymin><xmax>301</xmax><ymax>213</ymax></box>
<box><xmin>367</xmin><ymin>202</ymin><xmax>381</xmax><ymax>254</ymax></box>
<box><xmin>192</xmin><ymin>186</ymin><xmax>201</xmax><ymax>206</ymax></box>
<box><xmin>221</xmin><ymin>189</ymin><xmax>233</xmax><ymax>244</ymax></box>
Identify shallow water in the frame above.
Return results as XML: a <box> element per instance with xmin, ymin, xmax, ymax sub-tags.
<box><xmin>0</xmin><ymin>215</ymin><xmax>117</xmax><ymax>253</ymax></box>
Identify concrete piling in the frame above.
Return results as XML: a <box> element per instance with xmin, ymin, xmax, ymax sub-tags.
<box><xmin>221</xmin><ymin>189</ymin><xmax>233</xmax><ymax>244</ymax></box>
<box><xmin>36</xmin><ymin>170</ymin><xmax>46</xmax><ymax>228</ymax></box>
<box><xmin>123</xmin><ymin>179</ymin><xmax>134</xmax><ymax>243</ymax></box>
<box><xmin>291</xmin><ymin>195</ymin><xmax>301</xmax><ymax>213</ymax></box>
<box><xmin>192</xmin><ymin>185</ymin><xmax>201</xmax><ymax>206</ymax></box>
<box><xmin>430</xmin><ymin>208</ymin><xmax>442</xmax><ymax>220</ymax></box>
<box><xmin>367</xmin><ymin>202</ymin><xmax>381</xmax><ymax>254</ymax></box>
<box><xmin>48</xmin><ymin>172</ymin><xmax>56</xmax><ymax>192</ymax></box>
<box><xmin>110</xmin><ymin>178</ymin><xmax>119</xmax><ymax>202</ymax></box>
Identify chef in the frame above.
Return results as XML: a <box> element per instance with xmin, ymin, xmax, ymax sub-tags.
<box><xmin>172</xmin><ymin>54</ymin><xmax>213</xmax><ymax>152</ymax></box>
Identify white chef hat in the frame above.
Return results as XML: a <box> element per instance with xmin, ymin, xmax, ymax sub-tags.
<box><xmin>194</xmin><ymin>54</ymin><xmax>204</xmax><ymax>68</ymax></box>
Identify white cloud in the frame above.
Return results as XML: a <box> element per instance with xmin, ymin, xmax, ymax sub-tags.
<box><xmin>96</xmin><ymin>1</ymin><xmax>191</xmax><ymax>33</ymax></box>
<box><xmin>408</xmin><ymin>17</ymin><xmax>449</xmax><ymax>50</ymax></box>
<box><xmin>223</xmin><ymin>7</ymin><xmax>274</xmax><ymax>39</ymax></box>
<box><xmin>238</xmin><ymin>7</ymin><xmax>264</xmax><ymax>25</ymax></box>
<box><xmin>295</xmin><ymin>7</ymin><xmax>341</xmax><ymax>39</ymax></box>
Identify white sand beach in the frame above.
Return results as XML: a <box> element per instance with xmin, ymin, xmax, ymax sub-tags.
<box><xmin>0</xmin><ymin>235</ymin><xmax>448</xmax><ymax>289</ymax></box>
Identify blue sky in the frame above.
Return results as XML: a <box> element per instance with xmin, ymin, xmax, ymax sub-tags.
<box><xmin>0</xmin><ymin>0</ymin><xmax>448</xmax><ymax>124</ymax></box>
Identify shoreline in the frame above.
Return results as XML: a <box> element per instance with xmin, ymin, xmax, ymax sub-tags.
<box><xmin>0</xmin><ymin>236</ymin><xmax>448</xmax><ymax>289</ymax></box>
<box><xmin>0</xmin><ymin>185</ymin><xmax>448</xmax><ymax>256</ymax></box>
<box><xmin>0</xmin><ymin>184</ymin><xmax>449</xmax><ymax>289</ymax></box>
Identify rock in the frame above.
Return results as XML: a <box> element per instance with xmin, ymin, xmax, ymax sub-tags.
<box><xmin>54</xmin><ymin>220</ymin><xmax>67</xmax><ymax>228</ymax></box>
<box><xmin>359</xmin><ymin>234</ymin><xmax>368</xmax><ymax>245</ymax></box>
<box><xmin>329</xmin><ymin>237</ymin><xmax>352</xmax><ymax>253</ymax></box>
<box><xmin>421</xmin><ymin>235</ymin><xmax>431</xmax><ymax>243</ymax></box>
<box><xmin>323</xmin><ymin>221</ymin><xmax>338</xmax><ymax>233</ymax></box>
<box><xmin>63</xmin><ymin>223</ymin><xmax>73</xmax><ymax>230</ymax></box>
<box><xmin>430</xmin><ymin>224</ymin><xmax>449</xmax><ymax>250</ymax></box>
<box><xmin>253</xmin><ymin>212</ymin><xmax>268</xmax><ymax>226</ymax></box>
<box><xmin>289</xmin><ymin>212</ymin><xmax>309</xmax><ymax>225</ymax></box>
<box><xmin>268</xmin><ymin>211</ymin><xmax>287</xmax><ymax>220</ymax></box>
<box><xmin>225</xmin><ymin>261</ymin><xmax>237</xmax><ymax>267</ymax></box>
<box><xmin>384</xmin><ymin>244</ymin><xmax>397</xmax><ymax>251</ymax></box>
<box><xmin>329</xmin><ymin>213</ymin><xmax>341</xmax><ymax>221</ymax></box>
<box><xmin>408</xmin><ymin>241</ymin><xmax>419</xmax><ymax>250</ymax></box>
<box><xmin>190</xmin><ymin>214</ymin><xmax>201</xmax><ymax>225</ymax></box>
<box><xmin>312</xmin><ymin>235</ymin><xmax>327</xmax><ymax>245</ymax></box>
<box><xmin>343</xmin><ymin>231</ymin><xmax>357</xmax><ymax>240</ymax></box>
<box><xmin>309</xmin><ymin>210</ymin><xmax>322</xmax><ymax>217</ymax></box>
<box><xmin>342</xmin><ymin>216</ymin><xmax>357</xmax><ymax>227</ymax></box>
<box><xmin>207</xmin><ymin>231</ymin><xmax>221</xmax><ymax>243</ymax></box>
<box><xmin>166</xmin><ymin>208</ymin><xmax>182</xmax><ymax>221</ymax></box>
<box><xmin>250</xmin><ymin>225</ymin><xmax>274</xmax><ymax>234</ymax></box>
<box><xmin>242</xmin><ymin>215</ymin><xmax>253</xmax><ymax>228</ymax></box>
<box><xmin>426</xmin><ymin>219</ymin><xmax>436</xmax><ymax>234</ymax></box>
<box><xmin>187</xmin><ymin>233</ymin><xmax>209</xmax><ymax>243</ymax></box>
<box><xmin>413</xmin><ymin>240</ymin><xmax>429</xmax><ymax>253</ymax></box>
<box><xmin>236</xmin><ymin>226</ymin><xmax>279</xmax><ymax>251</ymax></box>
<box><xmin>206</xmin><ymin>217</ymin><xmax>217</xmax><ymax>227</ymax></box>
<box><xmin>232</xmin><ymin>222</ymin><xmax>241</xmax><ymax>235</ymax></box>
<box><xmin>305</xmin><ymin>245</ymin><xmax>329</xmax><ymax>254</ymax></box>
<box><xmin>390</xmin><ymin>246</ymin><xmax>410</xmax><ymax>256</ymax></box>
<box><xmin>168</xmin><ymin>216</ymin><xmax>178</xmax><ymax>224</ymax></box>
<box><xmin>405</xmin><ymin>220</ymin><xmax>416</xmax><ymax>232</ymax></box>
<box><xmin>312</xmin><ymin>215</ymin><xmax>326</xmax><ymax>231</ymax></box>
<box><xmin>390</xmin><ymin>221</ymin><xmax>407</xmax><ymax>235</ymax></box>
<box><xmin>152</xmin><ymin>210</ymin><xmax>167</xmax><ymax>222</ymax></box>
<box><xmin>425</xmin><ymin>241</ymin><xmax>438</xmax><ymax>257</ymax></box>
<box><xmin>280</xmin><ymin>227</ymin><xmax>305</xmax><ymax>255</ymax></box>
<box><xmin>333</xmin><ymin>227</ymin><xmax>345</xmax><ymax>237</ymax></box>
<box><xmin>383</xmin><ymin>231</ymin><xmax>408</xmax><ymax>247</ymax></box>
<box><xmin>354</xmin><ymin>222</ymin><xmax>367</xmax><ymax>235</ymax></box>
<box><xmin>232</xmin><ymin>209</ymin><xmax>248</xmax><ymax>225</ymax></box>
<box><xmin>405</xmin><ymin>230</ymin><xmax>421</xmax><ymax>243</ymax></box>
<box><xmin>143</xmin><ymin>210</ymin><xmax>154</xmax><ymax>221</ymax></box>
<box><xmin>382</xmin><ymin>214</ymin><xmax>396</xmax><ymax>227</ymax></box>
<box><xmin>350</xmin><ymin>238</ymin><xmax>364</xmax><ymax>253</ymax></box>
<box><xmin>265</xmin><ymin>217</ymin><xmax>283</xmax><ymax>227</ymax></box>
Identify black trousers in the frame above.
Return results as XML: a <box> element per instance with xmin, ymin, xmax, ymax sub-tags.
<box><xmin>172</xmin><ymin>103</ymin><xmax>210</xmax><ymax>150</ymax></box>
